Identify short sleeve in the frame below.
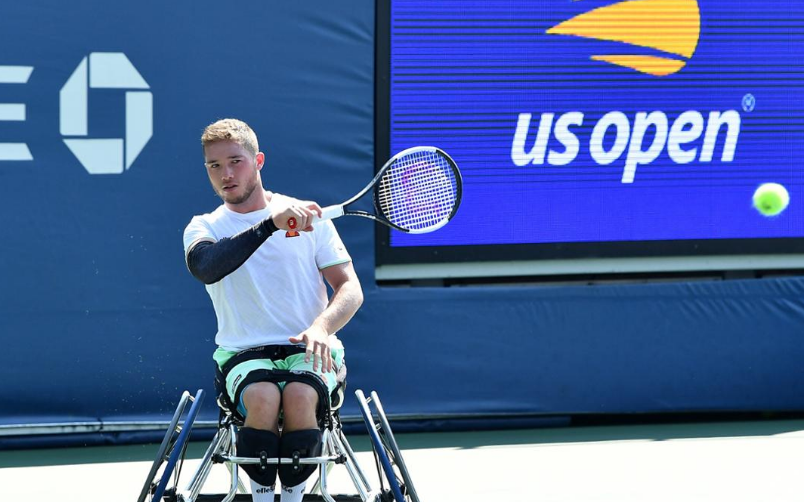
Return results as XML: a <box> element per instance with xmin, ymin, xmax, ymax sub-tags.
<box><xmin>315</xmin><ymin>220</ymin><xmax>351</xmax><ymax>269</ymax></box>
<box><xmin>183</xmin><ymin>216</ymin><xmax>216</xmax><ymax>258</ymax></box>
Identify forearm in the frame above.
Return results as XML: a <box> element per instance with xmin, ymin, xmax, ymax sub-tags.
<box><xmin>312</xmin><ymin>279</ymin><xmax>364</xmax><ymax>335</ymax></box>
<box><xmin>186</xmin><ymin>218</ymin><xmax>278</xmax><ymax>284</ymax></box>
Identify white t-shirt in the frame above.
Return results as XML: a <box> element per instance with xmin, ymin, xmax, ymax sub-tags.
<box><xmin>182</xmin><ymin>193</ymin><xmax>351</xmax><ymax>351</ymax></box>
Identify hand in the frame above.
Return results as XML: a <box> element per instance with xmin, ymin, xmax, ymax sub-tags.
<box><xmin>271</xmin><ymin>200</ymin><xmax>323</xmax><ymax>232</ymax></box>
<box><xmin>289</xmin><ymin>325</ymin><xmax>332</xmax><ymax>373</ymax></box>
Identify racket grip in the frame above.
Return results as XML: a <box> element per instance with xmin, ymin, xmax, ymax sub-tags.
<box><xmin>313</xmin><ymin>205</ymin><xmax>344</xmax><ymax>222</ymax></box>
<box><xmin>285</xmin><ymin>217</ymin><xmax>300</xmax><ymax>237</ymax></box>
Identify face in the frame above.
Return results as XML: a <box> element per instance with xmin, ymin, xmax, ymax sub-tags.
<box><xmin>204</xmin><ymin>140</ymin><xmax>265</xmax><ymax>209</ymax></box>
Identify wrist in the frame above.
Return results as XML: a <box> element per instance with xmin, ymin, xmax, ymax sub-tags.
<box><xmin>261</xmin><ymin>217</ymin><xmax>279</xmax><ymax>235</ymax></box>
<box><xmin>311</xmin><ymin>322</ymin><xmax>330</xmax><ymax>337</ymax></box>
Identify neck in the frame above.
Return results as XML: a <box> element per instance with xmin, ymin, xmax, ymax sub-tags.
<box><xmin>225</xmin><ymin>189</ymin><xmax>272</xmax><ymax>214</ymax></box>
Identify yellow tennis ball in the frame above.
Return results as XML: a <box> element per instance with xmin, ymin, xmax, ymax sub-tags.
<box><xmin>753</xmin><ymin>183</ymin><xmax>789</xmax><ymax>216</ymax></box>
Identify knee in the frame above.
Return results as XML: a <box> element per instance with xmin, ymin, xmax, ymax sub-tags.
<box><xmin>242</xmin><ymin>382</ymin><xmax>281</xmax><ymax>428</ymax></box>
<box><xmin>283</xmin><ymin>382</ymin><xmax>319</xmax><ymax>408</ymax></box>
<box><xmin>282</xmin><ymin>382</ymin><xmax>319</xmax><ymax>431</ymax></box>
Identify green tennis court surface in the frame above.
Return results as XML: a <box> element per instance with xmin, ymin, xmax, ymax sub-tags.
<box><xmin>1</xmin><ymin>419</ymin><xmax>801</xmax><ymax>501</ymax></box>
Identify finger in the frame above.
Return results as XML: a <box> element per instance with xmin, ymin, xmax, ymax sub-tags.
<box><xmin>305</xmin><ymin>345</ymin><xmax>313</xmax><ymax>364</ymax></box>
<box><xmin>313</xmin><ymin>343</ymin><xmax>321</xmax><ymax>372</ymax></box>
<box><xmin>319</xmin><ymin>343</ymin><xmax>328</xmax><ymax>373</ymax></box>
<box><xmin>309</xmin><ymin>343</ymin><xmax>317</xmax><ymax>371</ymax></box>
<box><xmin>299</xmin><ymin>207</ymin><xmax>314</xmax><ymax>229</ymax></box>
<box><xmin>317</xmin><ymin>343</ymin><xmax>330</xmax><ymax>373</ymax></box>
<box><xmin>302</xmin><ymin>225</ymin><xmax>314</xmax><ymax>232</ymax></box>
<box><xmin>323</xmin><ymin>351</ymin><xmax>332</xmax><ymax>373</ymax></box>
<box><xmin>306</xmin><ymin>202</ymin><xmax>323</xmax><ymax>218</ymax></box>
<box><xmin>292</xmin><ymin>207</ymin><xmax>306</xmax><ymax>223</ymax></box>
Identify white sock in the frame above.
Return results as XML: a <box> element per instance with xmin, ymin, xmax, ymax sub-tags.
<box><xmin>280</xmin><ymin>481</ymin><xmax>307</xmax><ymax>502</ymax></box>
<box><xmin>249</xmin><ymin>479</ymin><xmax>275</xmax><ymax>502</ymax></box>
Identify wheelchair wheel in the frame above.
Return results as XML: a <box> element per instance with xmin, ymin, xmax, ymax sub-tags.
<box><xmin>369</xmin><ymin>392</ymin><xmax>420</xmax><ymax>502</ymax></box>
<box><xmin>355</xmin><ymin>390</ymin><xmax>419</xmax><ymax>502</ymax></box>
<box><xmin>137</xmin><ymin>389</ymin><xmax>205</xmax><ymax>502</ymax></box>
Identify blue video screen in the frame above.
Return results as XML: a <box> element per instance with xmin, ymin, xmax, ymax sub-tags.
<box><xmin>386</xmin><ymin>0</ymin><xmax>804</xmax><ymax>251</ymax></box>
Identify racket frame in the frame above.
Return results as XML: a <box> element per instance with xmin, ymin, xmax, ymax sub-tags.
<box><xmin>317</xmin><ymin>146</ymin><xmax>462</xmax><ymax>234</ymax></box>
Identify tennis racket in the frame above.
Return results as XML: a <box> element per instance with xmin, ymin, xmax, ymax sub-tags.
<box><xmin>288</xmin><ymin>146</ymin><xmax>462</xmax><ymax>234</ymax></box>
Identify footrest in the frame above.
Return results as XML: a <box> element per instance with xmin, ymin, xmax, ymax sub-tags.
<box><xmin>192</xmin><ymin>495</ymin><xmax>363</xmax><ymax>502</ymax></box>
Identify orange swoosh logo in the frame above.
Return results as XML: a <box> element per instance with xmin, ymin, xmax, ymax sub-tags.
<box><xmin>547</xmin><ymin>0</ymin><xmax>701</xmax><ymax>76</ymax></box>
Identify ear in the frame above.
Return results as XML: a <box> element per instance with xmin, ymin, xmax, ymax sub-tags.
<box><xmin>256</xmin><ymin>152</ymin><xmax>265</xmax><ymax>170</ymax></box>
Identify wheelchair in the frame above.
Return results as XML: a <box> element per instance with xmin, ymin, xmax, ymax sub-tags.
<box><xmin>137</xmin><ymin>361</ymin><xmax>420</xmax><ymax>502</ymax></box>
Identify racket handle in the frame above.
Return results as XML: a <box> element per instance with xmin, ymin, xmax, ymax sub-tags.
<box><xmin>286</xmin><ymin>217</ymin><xmax>300</xmax><ymax>238</ymax></box>
<box><xmin>313</xmin><ymin>205</ymin><xmax>345</xmax><ymax>222</ymax></box>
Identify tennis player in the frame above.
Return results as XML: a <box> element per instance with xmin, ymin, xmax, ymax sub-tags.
<box><xmin>183</xmin><ymin>118</ymin><xmax>363</xmax><ymax>502</ymax></box>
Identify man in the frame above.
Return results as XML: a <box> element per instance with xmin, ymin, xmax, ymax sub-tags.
<box><xmin>183</xmin><ymin>118</ymin><xmax>363</xmax><ymax>502</ymax></box>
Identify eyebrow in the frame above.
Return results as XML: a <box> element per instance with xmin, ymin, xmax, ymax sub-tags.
<box><xmin>205</xmin><ymin>155</ymin><xmax>244</xmax><ymax>166</ymax></box>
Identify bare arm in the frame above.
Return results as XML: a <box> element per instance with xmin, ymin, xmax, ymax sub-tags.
<box><xmin>289</xmin><ymin>261</ymin><xmax>364</xmax><ymax>372</ymax></box>
<box><xmin>315</xmin><ymin>261</ymin><xmax>364</xmax><ymax>335</ymax></box>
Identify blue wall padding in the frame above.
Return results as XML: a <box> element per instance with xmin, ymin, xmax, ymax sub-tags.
<box><xmin>1</xmin><ymin>1</ymin><xmax>803</xmax><ymax>447</ymax></box>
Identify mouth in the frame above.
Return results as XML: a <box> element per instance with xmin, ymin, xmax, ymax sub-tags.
<box><xmin>222</xmin><ymin>184</ymin><xmax>238</xmax><ymax>192</ymax></box>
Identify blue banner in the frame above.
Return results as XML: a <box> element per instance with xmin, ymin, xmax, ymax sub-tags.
<box><xmin>389</xmin><ymin>0</ymin><xmax>804</xmax><ymax>247</ymax></box>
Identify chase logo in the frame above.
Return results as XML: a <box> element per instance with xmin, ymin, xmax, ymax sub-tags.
<box><xmin>546</xmin><ymin>0</ymin><xmax>701</xmax><ymax>76</ymax></box>
<box><xmin>60</xmin><ymin>53</ymin><xmax>153</xmax><ymax>174</ymax></box>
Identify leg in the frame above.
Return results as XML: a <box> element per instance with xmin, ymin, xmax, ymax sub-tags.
<box><xmin>278</xmin><ymin>382</ymin><xmax>324</xmax><ymax>500</ymax></box>
<box><xmin>238</xmin><ymin>382</ymin><xmax>282</xmax><ymax>499</ymax></box>
<box><xmin>242</xmin><ymin>382</ymin><xmax>282</xmax><ymax>433</ymax></box>
<box><xmin>281</xmin><ymin>381</ymin><xmax>319</xmax><ymax>432</ymax></box>
<box><xmin>281</xmin><ymin>346</ymin><xmax>346</xmax><ymax>431</ymax></box>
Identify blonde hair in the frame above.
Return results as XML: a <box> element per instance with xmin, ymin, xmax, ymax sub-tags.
<box><xmin>201</xmin><ymin>118</ymin><xmax>259</xmax><ymax>157</ymax></box>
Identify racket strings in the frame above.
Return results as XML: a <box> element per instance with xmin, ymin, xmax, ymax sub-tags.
<box><xmin>381</xmin><ymin>164</ymin><xmax>455</xmax><ymax>228</ymax></box>
<box><xmin>377</xmin><ymin>150</ymin><xmax>459</xmax><ymax>231</ymax></box>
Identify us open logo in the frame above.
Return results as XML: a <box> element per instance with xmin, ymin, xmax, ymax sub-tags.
<box><xmin>546</xmin><ymin>0</ymin><xmax>701</xmax><ymax>76</ymax></box>
<box><xmin>510</xmin><ymin>0</ymin><xmax>743</xmax><ymax>184</ymax></box>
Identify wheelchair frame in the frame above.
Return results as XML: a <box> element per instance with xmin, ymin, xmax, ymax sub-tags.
<box><xmin>137</xmin><ymin>385</ymin><xmax>420</xmax><ymax>502</ymax></box>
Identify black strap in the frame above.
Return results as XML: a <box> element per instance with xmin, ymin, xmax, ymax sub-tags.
<box><xmin>216</xmin><ymin>344</ymin><xmax>333</xmax><ymax>429</ymax></box>
<box><xmin>233</xmin><ymin>370</ymin><xmax>332</xmax><ymax>430</ymax></box>
<box><xmin>220</xmin><ymin>344</ymin><xmax>307</xmax><ymax>377</ymax></box>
